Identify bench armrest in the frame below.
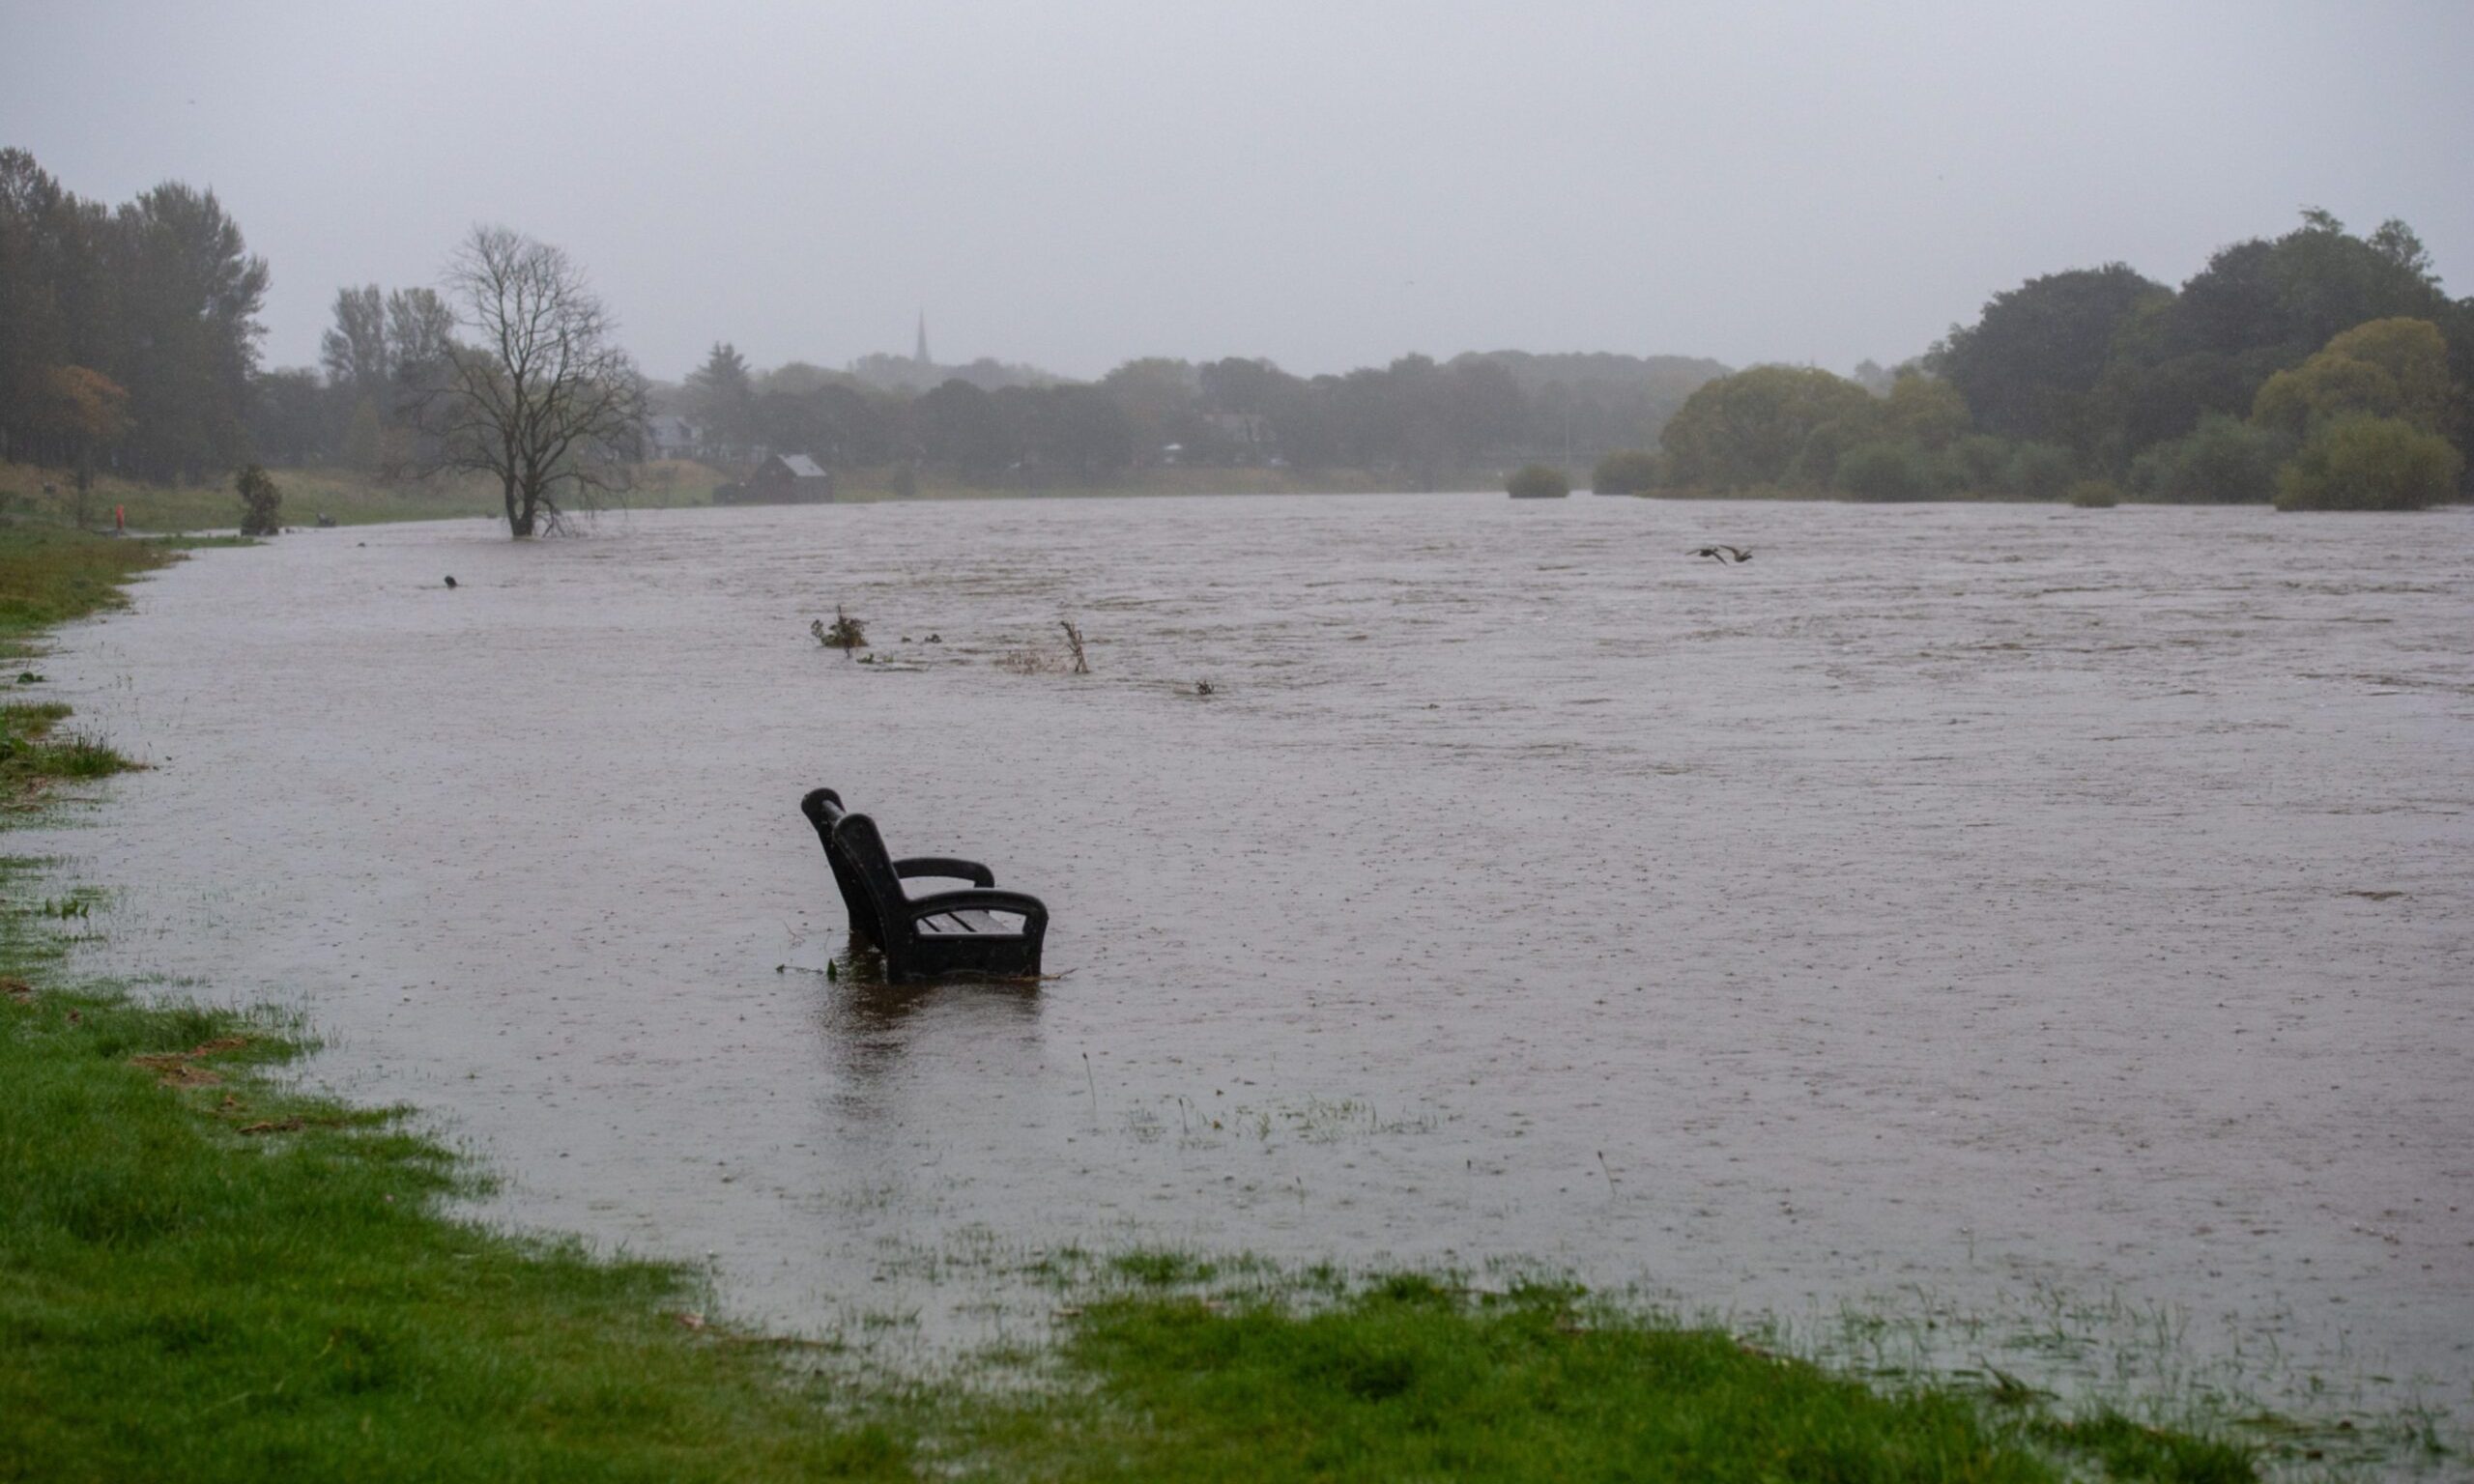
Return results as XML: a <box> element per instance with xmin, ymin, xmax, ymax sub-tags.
<box><xmin>904</xmin><ymin>888</ymin><xmax>1049</xmax><ymax>932</ymax></box>
<box><xmin>895</xmin><ymin>857</ymin><xmax>995</xmax><ymax>888</ymax></box>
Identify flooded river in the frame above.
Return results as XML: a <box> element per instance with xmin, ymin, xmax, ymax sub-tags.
<box><xmin>34</xmin><ymin>494</ymin><xmax>2474</xmax><ymax>1401</ymax></box>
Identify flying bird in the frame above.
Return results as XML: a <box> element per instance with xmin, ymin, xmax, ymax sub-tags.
<box><xmin>1688</xmin><ymin>546</ymin><xmax>1752</xmax><ymax>564</ymax></box>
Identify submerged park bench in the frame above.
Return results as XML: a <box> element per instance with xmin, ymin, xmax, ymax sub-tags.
<box><xmin>798</xmin><ymin>787</ymin><xmax>1049</xmax><ymax>982</ymax></box>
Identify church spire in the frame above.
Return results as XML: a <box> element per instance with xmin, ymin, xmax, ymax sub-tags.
<box><xmin>914</xmin><ymin>310</ymin><xmax>930</xmax><ymax>366</ymax></box>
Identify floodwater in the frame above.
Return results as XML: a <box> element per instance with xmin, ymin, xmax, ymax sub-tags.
<box><xmin>33</xmin><ymin>494</ymin><xmax>2474</xmax><ymax>1399</ymax></box>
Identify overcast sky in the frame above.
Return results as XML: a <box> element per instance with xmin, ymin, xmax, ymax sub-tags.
<box><xmin>6</xmin><ymin>1</ymin><xmax>2470</xmax><ymax>383</ymax></box>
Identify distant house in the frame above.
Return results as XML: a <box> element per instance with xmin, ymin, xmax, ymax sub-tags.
<box><xmin>1203</xmin><ymin>413</ymin><xmax>1273</xmax><ymax>447</ymax></box>
<box><xmin>721</xmin><ymin>452</ymin><xmax>835</xmax><ymax>504</ymax></box>
<box><xmin>644</xmin><ymin>414</ymin><xmax>705</xmax><ymax>461</ymax></box>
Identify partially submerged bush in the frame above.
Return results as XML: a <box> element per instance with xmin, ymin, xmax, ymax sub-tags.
<box><xmin>2275</xmin><ymin>414</ymin><xmax>2463</xmax><ymax>510</ymax></box>
<box><xmin>812</xmin><ymin>605</ymin><xmax>867</xmax><ymax>650</ymax></box>
<box><xmin>234</xmin><ymin>465</ymin><xmax>281</xmax><ymax>536</ymax></box>
<box><xmin>1506</xmin><ymin>464</ymin><xmax>1570</xmax><ymax>499</ymax></box>
<box><xmin>2065</xmin><ymin>479</ymin><xmax>2122</xmax><ymax>508</ymax></box>
<box><xmin>1591</xmin><ymin>449</ymin><xmax>1662</xmax><ymax>495</ymax></box>
<box><xmin>2129</xmin><ymin>414</ymin><xmax>2289</xmax><ymax>503</ymax></box>
<box><xmin>2006</xmin><ymin>442</ymin><xmax>2077</xmax><ymax>500</ymax></box>
<box><xmin>1946</xmin><ymin>434</ymin><xmax>2016</xmax><ymax>495</ymax></box>
<box><xmin>1833</xmin><ymin>440</ymin><xmax>1942</xmax><ymax>501</ymax></box>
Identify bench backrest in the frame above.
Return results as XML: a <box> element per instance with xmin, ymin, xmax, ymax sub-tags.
<box><xmin>830</xmin><ymin>811</ymin><xmax>907</xmax><ymax>949</ymax></box>
<box><xmin>800</xmin><ymin>786</ymin><xmax>908</xmax><ymax>950</ymax></box>
<box><xmin>801</xmin><ymin>788</ymin><xmax>877</xmax><ymax>947</ymax></box>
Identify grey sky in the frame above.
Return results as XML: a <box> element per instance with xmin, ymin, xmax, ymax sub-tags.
<box><xmin>6</xmin><ymin>1</ymin><xmax>2469</xmax><ymax>383</ymax></box>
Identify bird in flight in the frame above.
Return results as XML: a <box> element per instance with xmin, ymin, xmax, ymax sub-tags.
<box><xmin>1688</xmin><ymin>546</ymin><xmax>1752</xmax><ymax>564</ymax></box>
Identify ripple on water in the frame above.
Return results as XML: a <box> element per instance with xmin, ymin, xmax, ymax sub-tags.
<box><xmin>29</xmin><ymin>495</ymin><xmax>2474</xmax><ymax>1398</ymax></box>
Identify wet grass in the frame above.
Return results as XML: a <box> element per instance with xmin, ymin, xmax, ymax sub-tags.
<box><xmin>967</xmin><ymin>1276</ymin><xmax>2202</xmax><ymax>1483</ymax></box>
<box><xmin>0</xmin><ymin>700</ymin><xmax>136</xmax><ymax>787</ymax></box>
<box><xmin>0</xmin><ymin>520</ymin><xmax>178</xmax><ymax>656</ymax></box>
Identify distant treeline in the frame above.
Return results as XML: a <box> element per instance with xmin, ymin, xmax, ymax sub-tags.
<box><xmin>5</xmin><ymin>141</ymin><xmax>2467</xmax><ymax>510</ymax></box>
<box><xmin>1616</xmin><ymin>211</ymin><xmax>2472</xmax><ymax>509</ymax></box>
<box><xmin>0</xmin><ymin>149</ymin><xmax>268</xmax><ymax>481</ymax></box>
<box><xmin>656</xmin><ymin>344</ymin><xmax>1726</xmax><ymax>488</ymax></box>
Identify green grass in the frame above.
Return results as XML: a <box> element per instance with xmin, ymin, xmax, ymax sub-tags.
<box><xmin>0</xmin><ymin>700</ymin><xmax>137</xmax><ymax>787</ymax></box>
<box><xmin>0</xmin><ymin>521</ymin><xmax>178</xmax><ymax>656</ymax></box>
<box><xmin>987</xmin><ymin>1278</ymin><xmax>2057</xmax><ymax>1482</ymax></box>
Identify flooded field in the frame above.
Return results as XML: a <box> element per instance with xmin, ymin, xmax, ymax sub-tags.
<box><xmin>32</xmin><ymin>494</ymin><xmax>2474</xmax><ymax>1404</ymax></box>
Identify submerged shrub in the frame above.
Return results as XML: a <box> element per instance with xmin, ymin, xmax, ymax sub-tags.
<box><xmin>2274</xmin><ymin>415</ymin><xmax>2463</xmax><ymax>511</ymax></box>
<box><xmin>234</xmin><ymin>465</ymin><xmax>281</xmax><ymax>537</ymax></box>
<box><xmin>2065</xmin><ymin>479</ymin><xmax>2122</xmax><ymax>508</ymax></box>
<box><xmin>2130</xmin><ymin>414</ymin><xmax>2290</xmax><ymax>503</ymax></box>
<box><xmin>1946</xmin><ymin>434</ymin><xmax>2017</xmax><ymax>495</ymax></box>
<box><xmin>2007</xmin><ymin>442</ymin><xmax>2077</xmax><ymax>500</ymax></box>
<box><xmin>1591</xmin><ymin>449</ymin><xmax>1662</xmax><ymax>495</ymax></box>
<box><xmin>1834</xmin><ymin>440</ymin><xmax>1942</xmax><ymax>501</ymax></box>
<box><xmin>1506</xmin><ymin>464</ymin><xmax>1570</xmax><ymax>499</ymax></box>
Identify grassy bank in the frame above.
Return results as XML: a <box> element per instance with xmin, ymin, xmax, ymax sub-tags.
<box><xmin>0</xmin><ymin>459</ymin><xmax>1493</xmax><ymax>533</ymax></box>
<box><xmin>0</xmin><ymin>461</ymin><xmax>750</xmax><ymax>533</ymax></box>
<box><xmin>0</xmin><ymin>521</ymin><xmax>2309</xmax><ymax>1480</ymax></box>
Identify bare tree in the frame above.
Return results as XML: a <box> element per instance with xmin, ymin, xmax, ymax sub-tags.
<box><xmin>410</xmin><ymin>225</ymin><xmax>645</xmax><ymax>536</ymax></box>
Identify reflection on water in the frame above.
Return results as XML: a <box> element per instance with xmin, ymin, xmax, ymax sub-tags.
<box><xmin>28</xmin><ymin>495</ymin><xmax>2474</xmax><ymax>1399</ymax></box>
<box><xmin>817</xmin><ymin>947</ymin><xmax>1044</xmax><ymax>1099</ymax></box>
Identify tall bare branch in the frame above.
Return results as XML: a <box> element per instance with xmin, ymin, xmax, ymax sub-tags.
<box><xmin>405</xmin><ymin>225</ymin><xmax>645</xmax><ymax>536</ymax></box>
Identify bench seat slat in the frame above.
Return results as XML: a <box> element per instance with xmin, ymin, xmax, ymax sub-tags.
<box><xmin>917</xmin><ymin>908</ymin><xmax>1021</xmax><ymax>936</ymax></box>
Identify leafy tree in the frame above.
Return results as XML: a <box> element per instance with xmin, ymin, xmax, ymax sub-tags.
<box><xmin>914</xmin><ymin>378</ymin><xmax>1010</xmax><ymax>477</ymax></box>
<box><xmin>1660</xmin><ymin>365</ymin><xmax>1878</xmax><ymax>489</ymax></box>
<box><xmin>685</xmin><ymin>342</ymin><xmax>757</xmax><ymax>454</ymax></box>
<box><xmin>340</xmin><ymin>397</ymin><xmax>385</xmax><ymax>471</ymax></box>
<box><xmin>2274</xmin><ymin>415</ymin><xmax>2462</xmax><ymax>510</ymax></box>
<box><xmin>1881</xmin><ymin>372</ymin><xmax>1969</xmax><ymax>450</ymax></box>
<box><xmin>2251</xmin><ymin>354</ymin><xmax>2402</xmax><ymax>436</ymax></box>
<box><xmin>2127</xmin><ymin>414</ymin><xmax>2289</xmax><ymax>503</ymax></box>
<box><xmin>245</xmin><ymin>367</ymin><xmax>330</xmax><ymax>465</ymax></box>
<box><xmin>33</xmin><ymin>365</ymin><xmax>129</xmax><ymax>470</ymax></box>
<box><xmin>321</xmin><ymin>285</ymin><xmax>390</xmax><ymax>403</ymax></box>
<box><xmin>2320</xmin><ymin>318</ymin><xmax>2454</xmax><ymax>412</ymax></box>
<box><xmin>1930</xmin><ymin>264</ymin><xmax>2168</xmax><ymax>447</ymax></box>
<box><xmin>385</xmin><ymin>288</ymin><xmax>457</xmax><ymax>401</ymax></box>
<box><xmin>109</xmin><ymin>182</ymin><xmax>268</xmax><ymax>478</ymax></box>
<box><xmin>1101</xmin><ymin>357</ymin><xmax>1202</xmax><ymax>463</ymax></box>
<box><xmin>408</xmin><ymin>226</ymin><xmax>647</xmax><ymax>536</ymax></box>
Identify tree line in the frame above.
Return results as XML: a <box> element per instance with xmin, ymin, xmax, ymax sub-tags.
<box><xmin>663</xmin><ymin>342</ymin><xmax>1722</xmax><ymax>490</ymax></box>
<box><xmin>0</xmin><ymin>149</ymin><xmax>268</xmax><ymax>483</ymax></box>
<box><xmin>1627</xmin><ymin>212</ymin><xmax>2471</xmax><ymax>509</ymax></box>
<box><xmin>8</xmin><ymin>141</ymin><xmax>2466</xmax><ymax>518</ymax></box>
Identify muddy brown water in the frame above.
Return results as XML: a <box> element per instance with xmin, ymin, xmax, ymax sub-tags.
<box><xmin>32</xmin><ymin>495</ymin><xmax>2474</xmax><ymax>1398</ymax></box>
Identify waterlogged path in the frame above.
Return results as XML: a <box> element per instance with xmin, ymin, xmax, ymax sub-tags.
<box><xmin>39</xmin><ymin>495</ymin><xmax>2474</xmax><ymax>1395</ymax></box>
